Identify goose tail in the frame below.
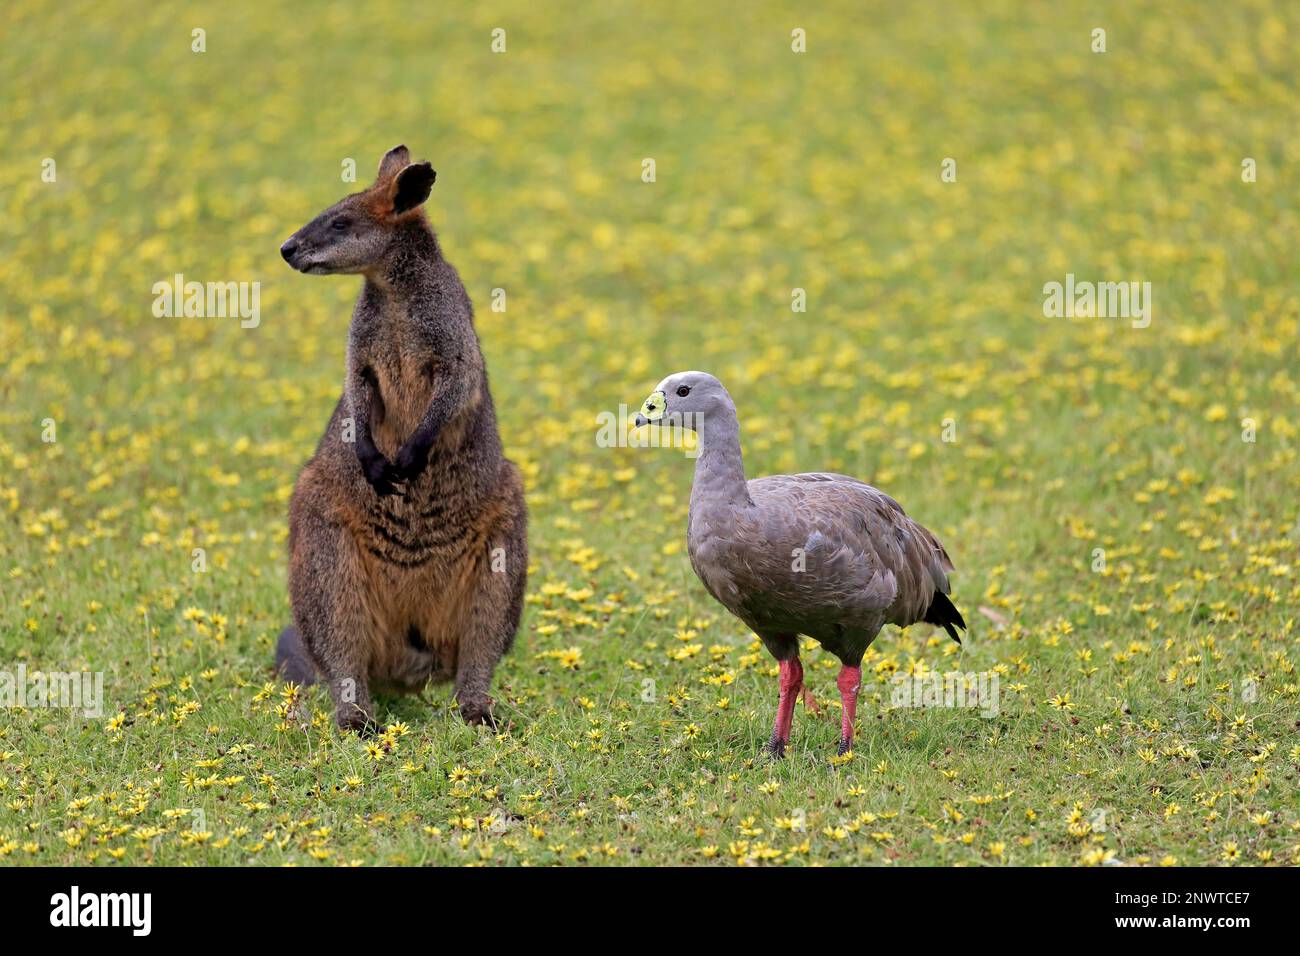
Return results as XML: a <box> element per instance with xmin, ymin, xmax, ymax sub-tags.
<box><xmin>923</xmin><ymin>591</ymin><xmax>966</xmax><ymax>645</ymax></box>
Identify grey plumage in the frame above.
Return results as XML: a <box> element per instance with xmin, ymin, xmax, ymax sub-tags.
<box><xmin>692</xmin><ymin>470</ymin><xmax>960</xmax><ymax>661</ymax></box>
<box><xmin>634</xmin><ymin>370</ymin><xmax>965</xmax><ymax>755</ymax></box>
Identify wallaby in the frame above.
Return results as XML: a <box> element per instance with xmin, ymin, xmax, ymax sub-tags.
<box><xmin>275</xmin><ymin>145</ymin><xmax>527</xmax><ymax>734</ymax></box>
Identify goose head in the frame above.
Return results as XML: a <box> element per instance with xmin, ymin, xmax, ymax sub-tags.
<box><xmin>633</xmin><ymin>370</ymin><xmax>731</xmax><ymax>431</ymax></box>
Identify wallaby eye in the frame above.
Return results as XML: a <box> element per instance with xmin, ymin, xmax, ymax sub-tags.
<box><xmin>330</xmin><ymin>218</ymin><xmax>351</xmax><ymax>232</ymax></box>
<box><xmin>676</xmin><ymin>385</ymin><xmax>691</xmax><ymax>397</ymax></box>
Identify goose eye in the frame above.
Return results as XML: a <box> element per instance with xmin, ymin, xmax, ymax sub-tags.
<box><xmin>676</xmin><ymin>385</ymin><xmax>691</xmax><ymax>397</ymax></box>
<box><xmin>330</xmin><ymin>218</ymin><xmax>351</xmax><ymax>231</ymax></box>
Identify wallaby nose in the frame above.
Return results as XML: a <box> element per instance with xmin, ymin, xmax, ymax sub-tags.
<box><xmin>280</xmin><ymin>237</ymin><xmax>298</xmax><ymax>262</ymax></box>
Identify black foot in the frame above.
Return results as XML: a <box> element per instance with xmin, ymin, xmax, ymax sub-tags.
<box><xmin>836</xmin><ymin>737</ymin><xmax>853</xmax><ymax>756</ymax></box>
<box><xmin>460</xmin><ymin>702</ymin><xmax>499</xmax><ymax>731</ymax></box>
<box><xmin>341</xmin><ymin>715</ymin><xmax>382</xmax><ymax>738</ymax></box>
<box><xmin>762</xmin><ymin>736</ymin><xmax>787</xmax><ymax>760</ymax></box>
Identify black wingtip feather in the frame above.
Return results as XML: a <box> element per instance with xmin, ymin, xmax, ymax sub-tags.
<box><xmin>923</xmin><ymin>591</ymin><xmax>966</xmax><ymax>645</ymax></box>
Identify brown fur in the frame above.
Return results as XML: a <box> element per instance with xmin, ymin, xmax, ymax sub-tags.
<box><xmin>278</xmin><ymin>145</ymin><xmax>527</xmax><ymax>733</ymax></box>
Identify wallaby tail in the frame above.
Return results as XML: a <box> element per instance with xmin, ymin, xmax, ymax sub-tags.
<box><xmin>922</xmin><ymin>591</ymin><xmax>966</xmax><ymax>645</ymax></box>
<box><xmin>275</xmin><ymin>626</ymin><xmax>318</xmax><ymax>686</ymax></box>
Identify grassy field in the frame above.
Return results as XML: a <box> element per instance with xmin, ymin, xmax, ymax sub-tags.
<box><xmin>1</xmin><ymin>0</ymin><xmax>1297</xmax><ymax>866</ymax></box>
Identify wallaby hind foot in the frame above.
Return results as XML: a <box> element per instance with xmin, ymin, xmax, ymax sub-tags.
<box><xmin>453</xmin><ymin>488</ymin><xmax>527</xmax><ymax>730</ymax></box>
<box><xmin>287</xmin><ymin>489</ymin><xmax>380</xmax><ymax>733</ymax></box>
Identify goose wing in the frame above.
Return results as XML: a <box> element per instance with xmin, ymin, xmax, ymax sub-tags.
<box><xmin>735</xmin><ymin>472</ymin><xmax>955</xmax><ymax>630</ymax></box>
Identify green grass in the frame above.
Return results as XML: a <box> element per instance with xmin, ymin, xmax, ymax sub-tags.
<box><xmin>1</xmin><ymin>0</ymin><xmax>1297</xmax><ymax>865</ymax></box>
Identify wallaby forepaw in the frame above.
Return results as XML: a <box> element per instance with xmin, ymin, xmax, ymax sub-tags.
<box><xmin>360</xmin><ymin>453</ymin><xmax>407</xmax><ymax>498</ymax></box>
<box><xmin>393</xmin><ymin>442</ymin><xmax>430</xmax><ymax>483</ymax></box>
<box><xmin>373</xmin><ymin>479</ymin><xmax>406</xmax><ymax>499</ymax></box>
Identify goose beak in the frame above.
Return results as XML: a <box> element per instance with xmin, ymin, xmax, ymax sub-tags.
<box><xmin>635</xmin><ymin>390</ymin><xmax>666</xmax><ymax>429</ymax></box>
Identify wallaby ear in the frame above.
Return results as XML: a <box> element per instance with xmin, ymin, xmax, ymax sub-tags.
<box><xmin>376</xmin><ymin>144</ymin><xmax>411</xmax><ymax>181</ymax></box>
<box><xmin>389</xmin><ymin>161</ymin><xmax>436</xmax><ymax>215</ymax></box>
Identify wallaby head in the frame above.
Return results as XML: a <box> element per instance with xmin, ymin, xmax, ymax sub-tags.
<box><xmin>280</xmin><ymin>145</ymin><xmax>437</xmax><ymax>275</ymax></box>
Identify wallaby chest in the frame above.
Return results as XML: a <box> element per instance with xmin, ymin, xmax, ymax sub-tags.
<box><xmin>352</xmin><ymin>302</ymin><xmax>448</xmax><ymax>450</ymax></box>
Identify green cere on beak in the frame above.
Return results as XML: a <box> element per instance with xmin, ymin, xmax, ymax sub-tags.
<box><xmin>641</xmin><ymin>390</ymin><xmax>666</xmax><ymax>422</ymax></box>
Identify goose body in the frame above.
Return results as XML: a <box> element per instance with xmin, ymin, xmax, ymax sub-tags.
<box><xmin>636</xmin><ymin>372</ymin><xmax>965</xmax><ymax>756</ymax></box>
<box><xmin>690</xmin><ymin>472</ymin><xmax>961</xmax><ymax>658</ymax></box>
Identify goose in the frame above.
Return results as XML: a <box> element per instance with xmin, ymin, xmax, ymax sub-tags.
<box><xmin>633</xmin><ymin>371</ymin><xmax>966</xmax><ymax>757</ymax></box>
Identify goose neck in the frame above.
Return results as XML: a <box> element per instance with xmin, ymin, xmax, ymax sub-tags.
<box><xmin>691</xmin><ymin>409</ymin><xmax>752</xmax><ymax>508</ymax></box>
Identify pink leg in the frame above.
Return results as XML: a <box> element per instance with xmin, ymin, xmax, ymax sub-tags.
<box><xmin>764</xmin><ymin>657</ymin><xmax>803</xmax><ymax>758</ymax></box>
<box><xmin>837</xmin><ymin>665</ymin><xmax>862</xmax><ymax>755</ymax></box>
